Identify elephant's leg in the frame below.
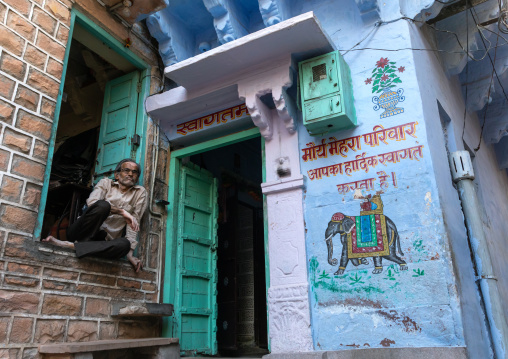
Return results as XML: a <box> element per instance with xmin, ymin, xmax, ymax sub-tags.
<box><xmin>384</xmin><ymin>253</ymin><xmax>408</xmax><ymax>270</ymax></box>
<box><xmin>334</xmin><ymin>241</ymin><xmax>349</xmax><ymax>275</ymax></box>
<box><xmin>326</xmin><ymin>238</ymin><xmax>338</xmax><ymax>266</ymax></box>
<box><xmin>372</xmin><ymin>256</ymin><xmax>383</xmax><ymax>274</ymax></box>
<box><xmin>351</xmin><ymin>258</ymin><xmax>368</xmax><ymax>266</ymax></box>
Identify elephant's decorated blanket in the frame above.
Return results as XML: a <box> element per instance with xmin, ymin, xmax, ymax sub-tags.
<box><xmin>347</xmin><ymin>214</ymin><xmax>390</xmax><ymax>258</ymax></box>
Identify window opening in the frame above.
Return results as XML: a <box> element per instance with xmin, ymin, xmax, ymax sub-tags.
<box><xmin>41</xmin><ymin>26</ymin><xmax>137</xmax><ymax>240</ymax></box>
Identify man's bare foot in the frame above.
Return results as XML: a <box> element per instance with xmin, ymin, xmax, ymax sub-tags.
<box><xmin>42</xmin><ymin>236</ymin><xmax>75</xmax><ymax>249</ymax></box>
<box><xmin>128</xmin><ymin>256</ymin><xmax>143</xmax><ymax>273</ymax></box>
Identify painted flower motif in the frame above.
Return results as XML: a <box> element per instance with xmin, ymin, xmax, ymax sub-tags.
<box><xmin>369</xmin><ymin>57</ymin><xmax>404</xmax><ymax>94</ymax></box>
<box><xmin>376</xmin><ymin>57</ymin><xmax>389</xmax><ymax>68</ymax></box>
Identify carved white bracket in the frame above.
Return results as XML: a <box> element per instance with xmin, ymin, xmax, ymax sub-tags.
<box><xmin>244</xmin><ymin>91</ymin><xmax>274</xmax><ymax>140</ymax></box>
<box><xmin>272</xmin><ymin>87</ymin><xmax>297</xmax><ymax>135</ymax></box>
<box><xmin>238</xmin><ymin>59</ymin><xmax>297</xmax><ymax>141</ymax></box>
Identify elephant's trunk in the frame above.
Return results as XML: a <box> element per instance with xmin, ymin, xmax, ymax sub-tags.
<box><xmin>326</xmin><ymin>233</ymin><xmax>338</xmax><ymax>266</ymax></box>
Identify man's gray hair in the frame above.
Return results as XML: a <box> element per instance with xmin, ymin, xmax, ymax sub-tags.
<box><xmin>114</xmin><ymin>159</ymin><xmax>140</xmax><ymax>174</ymax></box>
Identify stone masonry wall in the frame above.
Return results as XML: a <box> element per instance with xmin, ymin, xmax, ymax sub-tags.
<box><xmin>0</xmin><ymin>0</ymin><xmax>167</xmax><ymax>357</ymax></box>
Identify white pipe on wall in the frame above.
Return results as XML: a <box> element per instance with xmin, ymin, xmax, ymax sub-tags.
<box><xmin>449</xmin><ymin>151</ymin><xmax>508</xmax><ymax>359</ymax></box>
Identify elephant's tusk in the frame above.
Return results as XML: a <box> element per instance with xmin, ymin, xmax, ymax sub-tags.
<box><xmin>325</xmin><ymin>233</ymin><xmax>334</xmax><ymax>241</ymax></box>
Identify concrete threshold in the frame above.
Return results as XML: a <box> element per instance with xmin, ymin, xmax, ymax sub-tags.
<box><xmin>262</xmin><ymin>347</ymin><xmax>467</xmax><ymax>359</ymax></box>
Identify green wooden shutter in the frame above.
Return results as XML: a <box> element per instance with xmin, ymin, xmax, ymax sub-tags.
<box><xmin>94</xmin><ymin>71</ymin><xmax>140</xmax><ymax>182</ymax></box>
<box><xmin>176</xmin><ymin>163</ymin><xmax>218</xmax><ymax>356</ymax></box>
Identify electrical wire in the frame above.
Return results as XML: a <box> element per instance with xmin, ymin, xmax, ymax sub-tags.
<box><xmin>498</xmin><ymin>0</ymin><xmax>508</xmax><ymax>33</ymax></box>
<box><xmin>470</xmin><ymin>5</ymin><xmax>508</xmax><ymax>105</ymax></box>
<box><xmin>139</xmin><ymin>0</ymin><xmax>507</xmax><ymax>150</ymax></box>
<box><xmin>334</xmin><ymin>3</ymin><xmax>508</xmax><ymax>153</ymax></box>
<box><xmin>341</xmin><ymin>21</ymin><xmax>380</xmax><ymax>55</ymax></box>
<box><xmin>338</xmin><ymin>16</ymin><xmax>499</xmax><ymax>61</ymax></box>
<box><xmin>474</xmin><ymin>27</ymin><xmax>501</xmax><ymax>152</ymax></box>
<box><xmin>477</xmin><ymin>23</ymin><xmax>508</xmax><ymax>45</ymax></box>
<box><xmin>416</xmin><ymin>18</ymin><xmax>493</xmax><ymax>61</ymax></box>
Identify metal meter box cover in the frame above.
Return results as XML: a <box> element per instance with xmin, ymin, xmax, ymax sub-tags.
<box><xmin>299</xmin><ymin>51</ymin><xmax>356</xmax><ymax>135</ymax></box>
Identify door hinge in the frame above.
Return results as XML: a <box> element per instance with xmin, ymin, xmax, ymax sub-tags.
<box><xmin>132</xmin><ymin>134</ymin><xmax>141</xmax><ymax>147</ymax></box>
<box><xmin>136</xmin><ymin>82</ymin><xmax>142</xmax><ymax>93</ymax></box>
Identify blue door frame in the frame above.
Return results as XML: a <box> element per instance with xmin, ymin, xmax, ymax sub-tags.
<box><xmin>34</xmin><ymin>9</ymin><xmax>152</xmax><ymax>239</ymax></box>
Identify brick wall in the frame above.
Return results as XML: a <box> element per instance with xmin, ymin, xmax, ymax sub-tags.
<box><xmin>0</xmin><ymin>0</ymin><xmax>167</xmax><ymax>357</ymax></box>
<box><xmin>0</xmin><ymin>244</ymin><xmax>161</xmax><ymax>358</ymax></box>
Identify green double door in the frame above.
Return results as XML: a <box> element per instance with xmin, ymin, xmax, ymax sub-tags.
<box><xmin>175</xmin><ymin>164</ymin><xmax>219</xmax><ymax>356</ymax></box>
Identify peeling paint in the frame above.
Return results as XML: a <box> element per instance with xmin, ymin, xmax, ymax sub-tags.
<box><xmin>380</xmin><ymin>338</ymin><xmax>396</xmax><ymax>347</ymax></box>
<box><xmin>377</xmin><ymin>310</ymin><xmax>421</xmax><ymax>333</ymax></box>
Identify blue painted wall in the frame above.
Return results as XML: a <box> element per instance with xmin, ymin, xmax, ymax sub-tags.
<box><xmin>296</xmin><ymin>1</ymin><xmax>465</xmax><ymax>350</ymax></box>
<box><xmin>145</xmin><ymin>0</ymin><xmax>508</xmax><ymax>354</ymax></box>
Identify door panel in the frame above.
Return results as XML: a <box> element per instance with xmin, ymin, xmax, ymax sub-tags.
<box><xmin>94</xmin><ymin>71</ymin><xmax>140</xmax><ymax>182</ymax></box>
<box><xmin>176</xmin><ymin>164</ymin><xmax>218</xmax><ymax>356</ymax></box>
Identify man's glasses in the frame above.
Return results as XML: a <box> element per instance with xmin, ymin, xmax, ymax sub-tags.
<box><xmin>118</xmin><ymin>168</ymin><xmax>139</xmax><ymax>175</ymax></box>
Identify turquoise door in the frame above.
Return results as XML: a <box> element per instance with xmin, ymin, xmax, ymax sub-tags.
<box><xmin>94</xmin><ymin>71</ymin><xmax>140</xmax><ymax>182</ymax></box>
<box><xmin>175</xmin><ymin>163</ymin><xmax>218</xmax><ymax>356</ymax></box>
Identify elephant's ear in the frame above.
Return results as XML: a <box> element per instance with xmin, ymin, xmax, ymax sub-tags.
<box><xmin>325</xmin><ymin>220</ymin><xmax>338</xmax><ymax>239</ymax></box>
<box><xmin>343</xmin><ymin>217</ymin><xmax>355</xmax><ymax>233</ymax></box>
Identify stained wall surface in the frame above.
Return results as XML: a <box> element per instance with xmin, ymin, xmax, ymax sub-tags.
<box><xmin>409</xmin><ymin>21</ymin><xmax>508</xmax><ymax>358</ymax></box>
<box><xmin>297</xmin><ymin>0</ymin><xmax>468</xmax><ymax>351</ymax></box>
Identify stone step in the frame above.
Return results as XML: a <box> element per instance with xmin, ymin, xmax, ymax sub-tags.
<box><xmin>111</xmin><ymin>302</ymin><xmax>174</xmax><ymax>317</ymax></box>
<box><xmin>39</xmin><ymin>338</ymin><xmax>180</xmax><ymax>359</ymax></box>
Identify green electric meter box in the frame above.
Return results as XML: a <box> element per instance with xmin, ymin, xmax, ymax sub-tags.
<box><xmin>298</xmin><ymin>51</ymin><xmax>356</xmax><ymax>135</ymax></box>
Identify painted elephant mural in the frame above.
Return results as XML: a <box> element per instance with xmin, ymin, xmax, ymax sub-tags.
<box><xmin>325</xmin><ymin>194</ymin><xmax>407</xmax><ymax>275</ymax></box>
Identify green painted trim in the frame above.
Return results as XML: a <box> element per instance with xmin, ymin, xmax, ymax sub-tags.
<box><xmin>34</xmin><ymin>11</ymin><xmax>76</xmax><ymax>239</ymax></box>
<box><xmin>73</xmin><ymin>9</ymin><xmax>148</xmax><ymax>70</ymax></box>
<box><xmin>261</xmin><ymin>136</ymin><xmax>270</xmax><ymax>352</ymax></box>
<box><xmin>162</xmin><ymin>155</ymin><xmax>180</xmax><ymax>338</ymax></box>
<box><xmin>170</xmin><ymin>127</ymin><xmax>260</xmax><ymax>159</ymax></box>
<box><xmin>35</xmin><ymin>9</ymin><xmax>152</xmax><ymax>240</ymax></box>
<box><xmin>174</xmin><ymin>167</ymin><xmax>185</xmax><ymax>346</ymax></box>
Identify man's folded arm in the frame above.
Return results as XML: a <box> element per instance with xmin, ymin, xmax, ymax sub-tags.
<box><xmin>125</xmin><ymin>188</ymin><xmax>148</xmax><ymax>251</ymax></box>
